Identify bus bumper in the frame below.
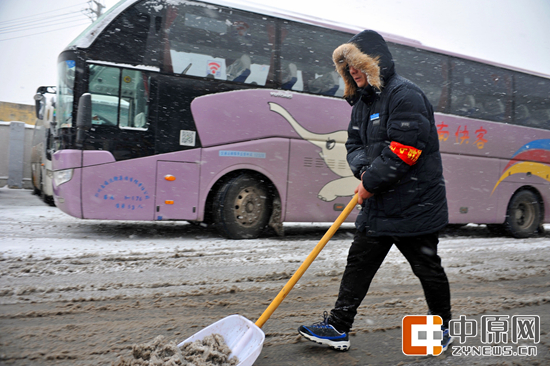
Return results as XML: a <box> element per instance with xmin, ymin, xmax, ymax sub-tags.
<box><xmin>52</xmin><ymin>150</ymin><xmax>83</xmax><ymax>218</ymax></box>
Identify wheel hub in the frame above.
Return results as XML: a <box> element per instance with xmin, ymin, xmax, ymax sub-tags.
<box><xmin>233</xmin><ymin>186</ymin><xmax>263</xmax><ymax>227</ymax></box>
<box><xmin>515</xmin><ymin>203</ymin><xmax>535</xmax><ymax>228</ymax></box>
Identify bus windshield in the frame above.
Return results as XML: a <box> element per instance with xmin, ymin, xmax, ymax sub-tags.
<box><xmin>57</xmin><ymin>59</ymin><xmax>75</xmax><ymax>129</ymax></box>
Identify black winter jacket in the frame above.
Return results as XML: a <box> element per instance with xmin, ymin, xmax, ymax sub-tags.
<box><xmin>333</xmin><ymin>30</ymin><xmax>448</xmax><ymax>236</ymax></box>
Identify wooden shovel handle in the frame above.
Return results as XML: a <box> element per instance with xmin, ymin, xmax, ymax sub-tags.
<box><xmin>255</xmin><ymin>194</ymin><xmax>359</xmax><ymax>328</ymax></box>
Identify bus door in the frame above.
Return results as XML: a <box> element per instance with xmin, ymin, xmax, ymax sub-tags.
<box><xmin>86</xmin><ymin>64</ymin><xmax>155</xmax><ymax>161</ymax></box>
<box><xmin>80</xmin><ymin>64</ymin><xmax>159</xmax><ymax>220</ymax></box>
<box><xmin>155</xmin><ymin>161</ymin><xmax>200</xmax><ymax>221</ymax></box>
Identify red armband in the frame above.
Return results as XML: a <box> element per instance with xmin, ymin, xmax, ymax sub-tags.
<box><xmin>389</xmin><ymin>141</ymin><xmax>422</xmax><ymax>166</ymax></box>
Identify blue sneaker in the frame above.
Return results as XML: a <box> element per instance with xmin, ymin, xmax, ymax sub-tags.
<box><xmin>441</xmin><ymin>326</ymin><xmax>453</xmax><ymax>352</ymax></box>
<box><xmin>298</xmin><ymin>311</ymin><xmax>350</xmax><ymax>351</ymax></box>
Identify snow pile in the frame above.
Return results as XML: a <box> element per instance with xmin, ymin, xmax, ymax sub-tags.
<box><xmin>114</xmin><ymin>334</ymin><xmax>238</xmax><ymax>366</ymax></box>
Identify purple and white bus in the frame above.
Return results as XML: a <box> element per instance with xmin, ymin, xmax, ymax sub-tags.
<box><xmin>51</xmin><ymin>0</ymin><xmax>550</xmax><ymax>239</ymax></box>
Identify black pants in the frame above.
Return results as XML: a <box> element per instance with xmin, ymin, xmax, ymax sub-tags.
<box><xmin>329</xmin><ymin>230</ymin><xmax>451</xmax><ymax>332</ymax></box>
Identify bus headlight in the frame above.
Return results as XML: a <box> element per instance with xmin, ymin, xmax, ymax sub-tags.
<box><xmin>54</xmin><ymin>169</ymin><xmax>73</xmax><ymax>186</ymax></box>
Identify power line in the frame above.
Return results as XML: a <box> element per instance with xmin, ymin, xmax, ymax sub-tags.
<box><xmin>0</xmin><ymin>11</ymin><xmax>82</xmax><ymax>30</ymax></box>
<box><xmin>0</xmin><ymin>18</ymin><xmax>90</xmax><ymax>36</ymax></box>
<box><xmin>0</xmin><ymin>0</ymin><xmax>106</xmax><ymax>42</ymax></box>
<box><xmin>0</xmin><ymin>2</ymin><xmax>87</xmax><ymax>25</ymax></box>
<box><xmin>0</xmin><ymin>12</ymin><xmax>84</xmax><ymax>34</ymax></box>
<box><xmin>0</xmin><ymin>22</ymin><xmax>90</xmax><ymax>42</ymax></box>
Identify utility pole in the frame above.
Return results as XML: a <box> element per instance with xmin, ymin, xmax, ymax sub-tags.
<box><xmin>82</xmin><ymin>0</ymin><xmax>106</xmax><ymax>22</ymax></box>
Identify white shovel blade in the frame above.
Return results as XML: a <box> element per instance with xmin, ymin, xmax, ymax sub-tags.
<box><xmin>178</xmin><ymin>314</ymin><xmax>265</xmax><ymax>366</ymax></box>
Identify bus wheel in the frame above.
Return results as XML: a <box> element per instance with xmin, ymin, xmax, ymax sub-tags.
<box><xmin>504</xmin><ymin>190</ymin><xmax>542</xmax><ymax>238</ymax></box>
<box><xmin>32</xmin><ymin>170</ymin><xmax>40</xmax><ymax>196</ymax></box>
<box><xmin>213</xmin><ymin>174</ymin><xmax>271</xmax><ymax>239</ymax></box>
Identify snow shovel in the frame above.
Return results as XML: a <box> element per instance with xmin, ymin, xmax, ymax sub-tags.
<box><xmin>178</xmin><ymin>194</ymin><xmax>359</xmax><ymax>366</ymax></box>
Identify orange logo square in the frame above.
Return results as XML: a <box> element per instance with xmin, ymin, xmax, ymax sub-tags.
<box><xmin>402</xmin><ymin>315</ymin><xmax>444</xmax><ymax>356</ymax></box>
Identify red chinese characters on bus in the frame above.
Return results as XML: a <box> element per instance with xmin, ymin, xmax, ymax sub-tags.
<box><xmin>474</xmin><ymin>127</ymin><xmax>488</xmax><ymax>149</ymax></box>
<box><xmin>437</xmin><ymin>121</ymin><xmax>488</xmax><ymax>149</ymax></box>
<box><xmin>455</xmin><ymin>125</ymin><xmax>469</xmax><ymax>145</ymax></box>
<box><xmin>437</xmin><ymin>122</ymin><xmax>449</xmax><ymax>141</ymax></box>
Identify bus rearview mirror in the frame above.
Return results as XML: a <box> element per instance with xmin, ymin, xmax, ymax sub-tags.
<box><xmin>34</xmin><ymin>93</ymin><xmax>44</xmax><ymax>119</ymax></box>
<box><xmin>76</xmin><ymin>93</ymin><xmax>92</xmax><ymax>130</ymax></box>
<box><xmin>76</xmin><ymin>93</ymin><xmax>92</xmax><ymax>146</ymax></box>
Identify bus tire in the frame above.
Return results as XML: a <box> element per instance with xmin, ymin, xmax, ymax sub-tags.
<box><xmin>213</xmin><ymin>174</ymin><xmax>271</xmax><ymax>239</ymax></box>
<box><xmin>32</xmin><ymin>169</ymin><xmax>41</xmax><ymax>196</ymax></box>
<box><xmin>32</xmin><ymin>184</ymin><xmax>40</xmax><ymax>196</ymax></box>
<box><xmin>37</xmin><ymin>176</ymin><xmax>54</xmax><ymax>206</ymax></box>
<box><xmin>504</xmin><ymin>190</ymin><xmax>542</xmax><ymax>238</ymax></box>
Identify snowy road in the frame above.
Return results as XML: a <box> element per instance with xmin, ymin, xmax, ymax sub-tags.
<box><xmin>1</xmin><ymin>187</ymin><xmax>549</xmax><ymax>365</ymax></box>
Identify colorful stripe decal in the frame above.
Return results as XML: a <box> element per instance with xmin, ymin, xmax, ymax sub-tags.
<box><xmin>492</xmin><ymin>161</ymin><xmax>550</xmax><ymax>194</ymax></box>
<box><xmin>509</xmin><ymin>139</ymin><xmax>550</xmax><ymax>159</ymax></box>
<box><xmin>492</xmin><ymin>138</ymin><xmax>550</xmax><ymax>195</ymax></box>
<box><xmin>501</xmin><ymin>149</ymin><xmax>550</xmax><ymax>172</ymax></box>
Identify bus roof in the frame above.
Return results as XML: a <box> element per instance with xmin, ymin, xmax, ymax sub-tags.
<box><xmin>66</xmin><ymin>0</ymin><xmax>549</xmax><ymax>80</ymax></box>
<box><xmin>67</xmin><ymin>0</ymin><xmax>419</xmax><ymax>49</ymax></box>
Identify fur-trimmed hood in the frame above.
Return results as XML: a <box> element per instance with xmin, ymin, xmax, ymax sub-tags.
<box><xmin>333</xmin><ymin>30</ymin><xmax>395</xmax><ymax>100</ymax></box>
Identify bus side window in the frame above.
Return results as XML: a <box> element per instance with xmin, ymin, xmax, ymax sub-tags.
<box><xmin>515</xmin><ymin>72</ymin><xmax>550</xmax><ymax>129</ymax></box>
<box><xmin>88</xmin><ymin>2</ymin><xmax>159</xmax><ymax>66</ymax></box>
<box><xmin>389</xmin><ymin>44</ymin><xmax>449</xmax><ymax>113</ymax></box>
<box><xmin>227</xmin><ymin>54</ymin><xmax>252</xmax><ymax>82</ymax></box>
<box><xmin>120</xmin><ymin>70</ymin><xmax>149</xmax><ymax>130</ymax></box>
<box><xmin>452</xmin><ymin>94</ymin><xmax>480</xmax><ymax>117</ymax></box>
<box><xmin>88</xmin><ymin>65</ymin><xmax>121</xmax><ymax>127</ymax></box>
<box><xmin>515</xmin><ymin>104</ymin><xmax>531</xmax><ymax>125</ymax></box>
<box><xmin>163</xmin><ymin>3</ymin><xmax>273</xmax><ymax>86</ymax></box>
<box><xmin>281</xmin><ymin>63</ymin><xmax>298</xmax><ymax>90</ymax></box>
<box><xmin>483</xmin><ymin>99</ymin><xmax>506</xmax><ymax>122</ymax></box>
<box><xmin>450</xmin><ymin>59</ymin><xmax>512</xmax><ymax>123</ymax></box>
<box><xmin>307</xmin><ymin>71</ymin><xmax>340</xmax><ymax>96</ymax></box>
<box><xmin>88</xmin><ymin>65</ymin><xmax>149</xmax><ymax>130</ymax></box>
<box><xmin>538</xmin><ymin>109</ymin><xmax>550</xmax><ymax>129</ymax></box>
<box><xmin>279</xmin><ymin>21</ymin><xmax>349</xmax><ymax>96</ymax></box>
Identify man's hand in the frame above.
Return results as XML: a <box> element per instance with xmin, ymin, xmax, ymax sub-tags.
<box><xmin>355</xmin><ymin>172</ymin><xmax>373</xmax><ymax>204</ymax></box>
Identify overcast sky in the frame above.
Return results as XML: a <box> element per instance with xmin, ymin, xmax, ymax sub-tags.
<box><xmin>1</xmin><ymin>0</ymin><xmax>549</xmax><ymax>106</ymax></box>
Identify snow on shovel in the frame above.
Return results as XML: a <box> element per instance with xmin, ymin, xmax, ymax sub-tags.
<box><xmin>178</xmin><ymin>194</ymin><xmax>359</xmax><ymax>366</ymax></box>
